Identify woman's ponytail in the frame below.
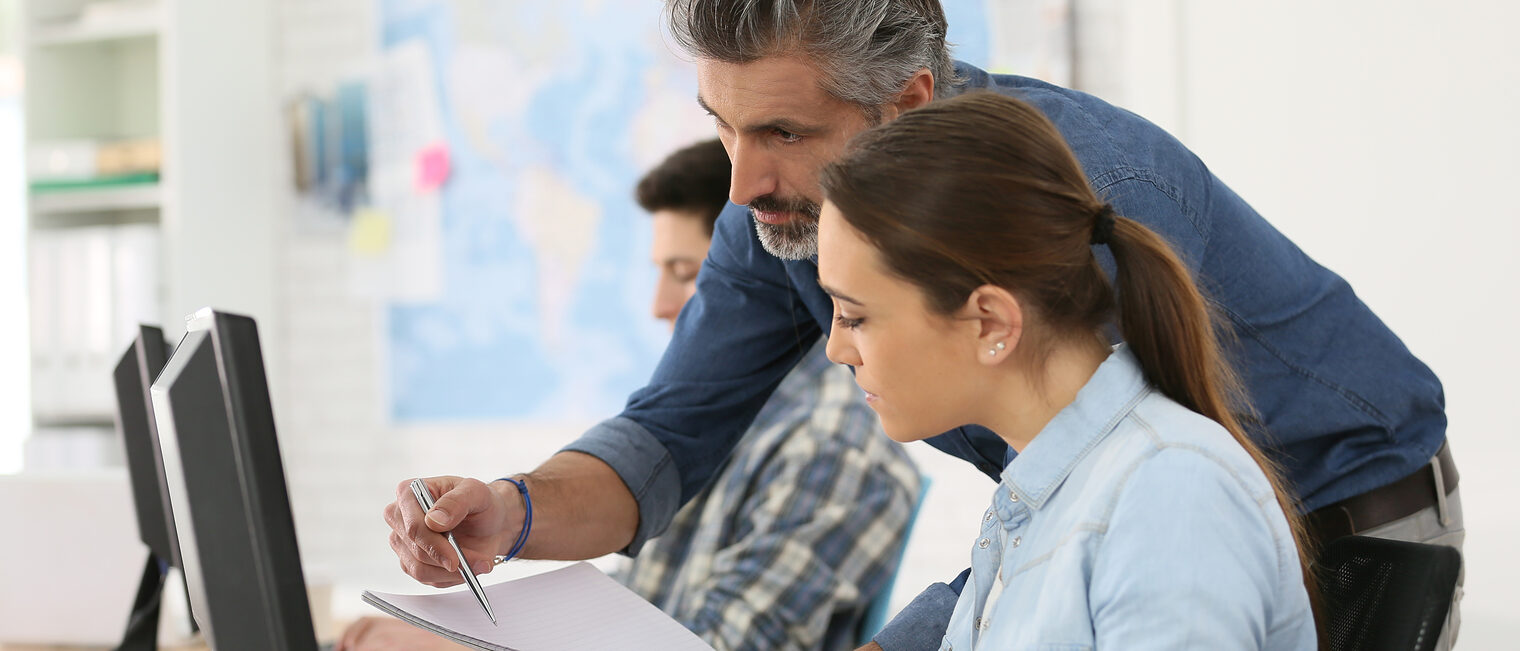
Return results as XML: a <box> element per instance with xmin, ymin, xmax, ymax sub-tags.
<box><xmin>1104</xmin><ymin>210</ymin><xmax>1322</xmax><ymax>633</ymax></box>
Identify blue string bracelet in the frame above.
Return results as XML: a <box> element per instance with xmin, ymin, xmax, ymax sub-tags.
<box><xmin>492</xmin><ymin>476</ymin><xmax>532</xmax><ymax>565</ymax></box>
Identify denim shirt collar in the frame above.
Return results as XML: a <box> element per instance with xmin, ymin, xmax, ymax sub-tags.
<box><xmin>1000</xmin><ymin>345</ymin><xmax>1151</xmax><ymax>509</ymax></box>
<box><xmin>950</xmin><ymin>60</ymin><xmax>993</xmax><ymax>95</ymax></box>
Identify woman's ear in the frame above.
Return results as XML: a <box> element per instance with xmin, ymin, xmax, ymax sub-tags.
<box><xmin>956</xmin><ymin>285</ymin><xmax>1023</xmax><ymax>366</ymax></box>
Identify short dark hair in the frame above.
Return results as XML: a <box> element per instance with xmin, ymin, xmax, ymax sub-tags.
<box><xmin>634</xmin><ymin>138</ymin><xmax>732</xmax><ymax>236</ymax></box>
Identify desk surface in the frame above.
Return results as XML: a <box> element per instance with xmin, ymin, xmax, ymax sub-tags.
<box><xmin>0</xmin><ymin>645</ymin><xmax>205</xmax><ymax>651</ymax></box>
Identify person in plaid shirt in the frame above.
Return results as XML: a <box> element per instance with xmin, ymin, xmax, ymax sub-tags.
<box><xmin>621</xmin><ymin>139</ymin><xmax>919</xmax><ymax>650</ymax></box>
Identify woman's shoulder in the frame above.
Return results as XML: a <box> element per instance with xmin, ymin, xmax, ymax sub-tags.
<box><xmin>1106</xmin><ymin>392</ymin><xmax>1278</xmax><ymax>501</ymax></box>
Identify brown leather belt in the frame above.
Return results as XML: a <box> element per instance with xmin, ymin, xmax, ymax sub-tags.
<box><xmin>1306</xmin><ymin>441</ymin><xmax>1458</xmax><ymax>547</ymax></box>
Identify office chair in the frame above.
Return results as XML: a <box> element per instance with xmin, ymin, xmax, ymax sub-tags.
<box><xmin>857</xmin><ymin>477</ymin><xmax>932</xmax><ymax>646</ymax></box>
<box><xmin>1317</xmin><ymin>535</ymin><xmax>1461</xmax><ymax>651</ymax></box>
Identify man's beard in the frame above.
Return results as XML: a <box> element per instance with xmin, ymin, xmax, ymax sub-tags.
<box><xmin>749</xmin><ymin>195</ymin><xmax>821</xmax><ymax>261</ymax></box>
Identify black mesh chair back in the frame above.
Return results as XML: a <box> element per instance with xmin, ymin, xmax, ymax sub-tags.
<box><xmin>1318</xmin><ymin>535</ymin><xmax>1461</xmax><ymax>651</ymax></box>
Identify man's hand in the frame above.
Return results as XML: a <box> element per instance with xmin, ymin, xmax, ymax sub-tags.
<box><xmin>381</xmin><ymin>452</ymin><xmax>641</xmax><ymax>587</ymax></box>
<box><xmin>334</xmin><ymin>616</ymin><xmax>469</xmax><ymax>650</ymax></box>
<box><xmin>382</xmin><ymin>476</ymin><xmax>519</xmax><ymax>586</ymax></box>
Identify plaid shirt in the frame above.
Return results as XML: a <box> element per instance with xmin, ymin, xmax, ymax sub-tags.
<box><xmin>621</xmin><ymin>341</ymin><xmax>920</xmax><ymax>651</ymax></box>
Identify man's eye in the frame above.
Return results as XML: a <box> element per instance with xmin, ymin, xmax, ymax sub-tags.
<box><xmin>774</xmin><ymin>128</ymin><xmax>802</xmax><ymax>143</ymax></box>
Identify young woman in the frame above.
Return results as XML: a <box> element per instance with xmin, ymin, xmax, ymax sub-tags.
<box><xmin>816</xmin><ymin>92</ymin><xmax>1318</xmax><ymax>649</ymax></box>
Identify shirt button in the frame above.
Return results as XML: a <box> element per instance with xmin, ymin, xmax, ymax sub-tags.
<box><xmin>1011</xmin><ymin>536</ymin><xmax>1021</xmax><ymax>548</ymax></box>
<box><xmin>984</xmin><ymin>511</ymin><xmax>995</xmax><ymax>522</ymax></box>
<box><xmin>978</xmin><ymin>537</ymin><xmax>991</xmax><ymax>549</ymax></box>
<box><xmin>975</xmin><ymin>616</ymin><xmax>990</xmax><ymax>630</ymax></box>
<box><xmin>1009</xmin><ymin>490</ymin><xmax>1019</xmax><ymax>502</ymax></box>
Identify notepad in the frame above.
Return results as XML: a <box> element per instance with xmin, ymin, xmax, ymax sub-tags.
<box><xmin>361</xmin><ymin>562</ymin><xmax>714</xmax><ymax>651</ymax></box>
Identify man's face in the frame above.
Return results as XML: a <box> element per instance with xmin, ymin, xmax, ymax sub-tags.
<box><xmin>649</xmin><ymin>210</ymin><xmax>713</xmax><ymax>331</ymax></box>
<box><xmin>697</xmin><ymin>56</ymin><xmax>877</xmax><ymax>260</ymax></box>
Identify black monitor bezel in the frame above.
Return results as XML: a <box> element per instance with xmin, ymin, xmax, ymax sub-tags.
<box><xmin>151</xmin><ymin>309</ymin><xmax>318</xmax><ymax>651</ymax></box>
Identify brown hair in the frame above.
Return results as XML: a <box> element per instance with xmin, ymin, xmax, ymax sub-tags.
<box><xmin>820</xmin><ymin>91</ymin><xmax>1319</xmax><ymax>627</ymax></box>
<box><xmin>635</xmin><ymin>138</ymin><xmax>732</xmax><ymax>236</ymax></box>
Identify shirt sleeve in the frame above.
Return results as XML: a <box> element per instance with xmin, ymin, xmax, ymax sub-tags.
<box><xmin>669</xmin><ymin>385</ymin><xmax>919</xmax><ymax>650</ymax></box>
<box><xmin>1084</xmin><ymin>447</ymin><xmax>1299</xmax><ymax>649</ymax></box>
<box><xmin>561</xmin><ymin>203</ymin><xmax>824</xmax><ymax>552</ymax></box>
<box><xmin>872</xmin><ymin>571</ymin><xmax>967</xmax><ymax>651</ymax></box>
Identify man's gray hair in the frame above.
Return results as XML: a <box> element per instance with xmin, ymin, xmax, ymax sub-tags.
<box><xmin>667</xmin><ymin>0</ymin><xmax>962</xmax><ymax>120</ymax></box>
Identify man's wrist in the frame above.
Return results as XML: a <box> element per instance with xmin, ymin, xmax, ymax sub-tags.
<box><xmin>489</xmin><ymin>476</ymin><xmax>528</xmax><ymax>555</ymax></box>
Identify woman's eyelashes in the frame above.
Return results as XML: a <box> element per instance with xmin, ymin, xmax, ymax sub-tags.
<box><xmin>834</xmin><ymin>314</ymin><xmax>864</xmax><ymax>330</ymax></box>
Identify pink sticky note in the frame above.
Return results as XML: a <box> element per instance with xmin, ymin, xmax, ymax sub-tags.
<box><xmin>415</xmin><ymin>143</ymin><xmax>451</xmax><ymax>193</ymax></box>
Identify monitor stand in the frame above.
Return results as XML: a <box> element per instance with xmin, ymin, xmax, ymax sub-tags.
<box><xmin>114</xmin><ymin>553</ymin><xmax>198</xmax><ymax>651</ymax></box>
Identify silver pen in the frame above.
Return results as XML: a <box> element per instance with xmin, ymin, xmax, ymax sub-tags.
<box><xmin>410</xmin><ymin>478</ymin><xmax>498</xmax><ymax>625</ymax></box>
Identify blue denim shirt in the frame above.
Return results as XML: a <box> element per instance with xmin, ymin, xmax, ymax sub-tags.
<box><xmin>939</xmin><ymin>347</ymin><xmax>1316</xmax><ymax>651</ymax></box>
<box><xmin>564</xmin><ymin>62</ymin><xmax>1443</xmax><ymax>650</ymax></box>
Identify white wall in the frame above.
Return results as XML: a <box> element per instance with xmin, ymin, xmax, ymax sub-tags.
<box><xmin>0</xmin><ymin>0</ymin><xmax>27</xmax><ymax>474</ymax></box>
<box><xmin>1091</xmin><ymin>0</ymin><xmax>1520</xmax><ymax>643</ymax></box>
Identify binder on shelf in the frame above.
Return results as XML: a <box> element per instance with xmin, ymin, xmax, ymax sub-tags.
<box><xmin>28</xmin><ymin>224</ymin><xmax>162</xmax><ymax>426</ymax></box>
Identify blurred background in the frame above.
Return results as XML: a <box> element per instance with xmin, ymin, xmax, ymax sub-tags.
<box><xmin>1</xmin><ymin>0</ymin><xmax>1515</xmax><ymax>647</ymax></box>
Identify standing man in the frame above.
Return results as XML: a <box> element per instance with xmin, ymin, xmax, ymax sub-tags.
<box><xmin>345</xmin><ymin>139</ymin><xmax>918</xmax><ymax>651</ymax></box>
<box><xmin>385</xmin><ymin>2</ymin><xmax>1459</xmax><ymax>649</ymax></box>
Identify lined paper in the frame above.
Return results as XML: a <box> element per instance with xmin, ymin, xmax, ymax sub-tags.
<box><xmin>362</xmin><ymin>562</ymin><xmax>713</xmax><ymax>651</ymax></box>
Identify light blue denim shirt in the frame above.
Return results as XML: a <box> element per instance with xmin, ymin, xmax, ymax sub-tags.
<box><xmin>940</xmin><ymin>347</ymin><xmax>1315</xmax><ymax>650</ymax></box>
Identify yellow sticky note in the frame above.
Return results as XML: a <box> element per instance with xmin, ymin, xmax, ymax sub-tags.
<box><xmin>349</xmin><ymin>208</ymin><xmax>393</xmax><ymax>255</ymax></box>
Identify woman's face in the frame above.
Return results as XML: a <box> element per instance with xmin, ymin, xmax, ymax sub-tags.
<box><xmin>817</xmin><ymin>201</ymin><xmax>985</xmax><ymax>442</ymax></box>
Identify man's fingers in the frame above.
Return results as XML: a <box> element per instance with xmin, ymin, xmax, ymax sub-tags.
<box><xmin>388</xmin><ymin>532</ymin><xmax>463</xmax><ymax>586</ymax></box>
<box><xmin>385</xmin><ymin>475</ymin><xmax>490</xmax><ymax>585</ymax></box>
<box><xmin>426</xmin><ymin>478</ymin><xmax>489</xmax><ymax>532</ymax></box>
<box><xmin>382</xmin><ymin>501</ymin><xmax>400</xmax><ymax>530</ymax></box>
<box><xmin>390</xmin><ymin>487</ymin><xmax>456</xmax><ymax>569</ymax></box>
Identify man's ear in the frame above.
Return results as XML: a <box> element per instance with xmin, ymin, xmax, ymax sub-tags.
<box><xmin>955</xmin><ymin>284</ymin><xmax>1024</xmax><ymax>366</ymax></box>
<box><xmin>880</xmin><ymin>68</ymin><xmax>934</xmax><ymax>122</ymax></box>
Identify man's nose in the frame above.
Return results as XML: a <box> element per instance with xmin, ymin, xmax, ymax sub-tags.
<box><xmin>652</xmin><ymin>281</ymin><xmax>684</xmax><ymax>324</ymax></box>
<box><xmin>728</xmin><ymin>138</ymin><xmax>778</xmax><ymax>206</ymax></box>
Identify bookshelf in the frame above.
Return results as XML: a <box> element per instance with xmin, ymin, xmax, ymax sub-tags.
<box><xmin>20</xmin><ymin>0</ymin><xmax>279</xmax><ymax>469</ymax></box>
<box><xmin>30</xmin><ymin>181</ymin><xmax>161</xmax><ymax>214</ymax></box>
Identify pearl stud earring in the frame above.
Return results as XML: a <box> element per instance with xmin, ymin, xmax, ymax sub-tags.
<box><xmin>989</xmin><ymin>341</ymin><xmax>1006</xmax><ymax>355</ymax></box>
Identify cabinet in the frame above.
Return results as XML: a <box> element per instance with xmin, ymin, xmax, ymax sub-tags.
<box><xmin>20</xmin><ymin>0</ymin><xmax>279</xmax><ymax>467</ymax></box>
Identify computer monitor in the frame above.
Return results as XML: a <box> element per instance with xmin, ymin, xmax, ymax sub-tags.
<box><xmin>151</xmin><ymin>308</ymin><xmax>319</xmax><ymax>651</ymax></box>
<box><xmin>112</xmin><ymin>324</ymin><xmax>199</xmax><ymax>648</ymax></box>
<box><xmin>114</xmin><ymin>324</ymin><xmax>178</xmax><ymax>567</ymax></box>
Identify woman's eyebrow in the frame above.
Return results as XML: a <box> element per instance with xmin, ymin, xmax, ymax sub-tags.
<box><xmin>818</xmin><ymin>280</ymin><xmax>864</xmax><ymax>306</ymax></box>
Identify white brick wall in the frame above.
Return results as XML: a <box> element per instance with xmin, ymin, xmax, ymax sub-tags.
<box><xmin>274</xmin><ymin>0</ymin><xmax>402</xmax><ymax>583</ymax></box>
<box><xmin>271</xmin><ymin>0</ymin><xmax>595</xmax><ymax>586</ymax></box>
